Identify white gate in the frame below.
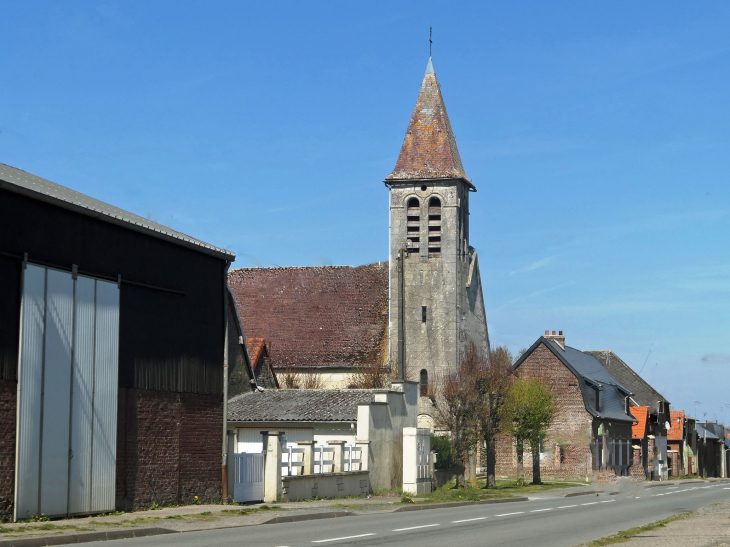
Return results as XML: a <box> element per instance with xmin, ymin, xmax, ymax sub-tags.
<box><xmin>233</xmin><ymin>453</ymin><xmax>265</xmax><ymax>503</ymax></box>
<box><xmin>15</xmin><ymin>264</ymin><xmax>120</xmax><ymax>520</ymax></box>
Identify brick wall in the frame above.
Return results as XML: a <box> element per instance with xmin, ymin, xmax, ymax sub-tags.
<box><xmin>116</xmin><ymin>389</ymin><xmax>222</xmax><ymax>510</ymax></box>
<box><xmin>495</xmin><ymin>343</ymin><xmax>595</xmax><ymax>480</ymax></box>
<box><xmin>0</xmin><ymin>380</ymin><xmax>16</xmax><ymax>519</ymax></box>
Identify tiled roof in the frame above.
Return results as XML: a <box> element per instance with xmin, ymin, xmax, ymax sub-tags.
<box><xmin>386</xmin><ymin>58</ymin><xmax>473</xmax><ymax>189</ymax></box>
<box><xmin>247</xmin><ymin>338</ymin><xmax>266</xmax><ymax>367</ymax></box>
<box><xmin>228</xmin><ymin>263</ymin><xmax>389</xmax><ymax>369</ymax></box>
<box><xmin>585</xmin><ymin>350</ymin><xmax>669</xmax><ymax>407</ymax></box>
<box><xmin>631</xmin><ymin>406</ymin><xmax>649</xmax><ymax>439</ymax></box>
<box><xmin>227</xmin><ymin>389</ymin><xmax>376</xmax><ymax>422</ymax></box>
<box><xmin>246</xmin><ymin>338</ymin><xmax>279</xmax><ymax>389</ymax></box>
<box><xmin>667</xmin><ymin>410</ymin><xmax>684</xmax><ymax>441</ymax></box>
<box><xmin>0</xmin><ymin>163</ymin><xmax>234</xmax><ymax>261</ymax></box>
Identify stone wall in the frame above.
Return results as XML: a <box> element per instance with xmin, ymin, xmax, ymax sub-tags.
<box><xmin>0</xmin><ymin>380</ymin><xmax>16</xmax><ymax>519</ymax></box>
<box><xmin>116</xmin><ymin>388</ymin><xmax>222</xmax><ymax>510</ymax></box>
<box><xmin>495</xmin><ymin>343</ymin><xmax>594</xmax><ymax>480</ymax></box>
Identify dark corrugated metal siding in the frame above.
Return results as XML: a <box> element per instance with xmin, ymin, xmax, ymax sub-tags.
<box><xmin>0</xmin><ymin>188</ymin><xmax>225</xmax><ymax>395</ymax></box>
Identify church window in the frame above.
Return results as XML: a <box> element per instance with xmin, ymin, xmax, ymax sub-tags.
<box><xmin>406</xmin><ymin>197</ymin><xmax>420</xmax><ymax>254</ymax></box>
<box><xmin>419</xmin><ymin>369</ymin><xmax>428</xmax><ymax>396</ymax></box>
<box><xmin>422</xmin><ymin>306</ymin><xmax>427</xmax><ymax>323</ymax></box>
<box><xmin>428</xmin><ymin>197</ymin><xmax>441</xmax><ymax>256</ymax></box>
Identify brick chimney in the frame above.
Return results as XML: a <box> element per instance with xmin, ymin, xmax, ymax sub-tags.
<box><xmin>544</xmin><ymin>330</ymin><xmax>565</xmax><ymax>349</ymax></box>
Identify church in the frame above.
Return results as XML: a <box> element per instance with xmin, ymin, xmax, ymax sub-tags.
<box><xmin>229</xmin><ymin>57</ymin><xmax>491</xmax><ymax>427</ymax></box>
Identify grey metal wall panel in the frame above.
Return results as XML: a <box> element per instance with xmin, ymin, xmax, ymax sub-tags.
<box><xmin>39</xmin><ymin>268</ymin><xmax>74</xmax><ymax>517</ymax></box>
<box><xmin>90</xmin><ymin>279</ymin><xmax>119</xmax><ymax>513</ymax></box>
<box><xmin>15</xmin><ymin>264</ymin><xmax>46</xmax><ymax>520</ymax></box>
<box><xmin>68</xmin><ymin>276</ymin><xmax>95</xmax><ymax>515</ymax></box>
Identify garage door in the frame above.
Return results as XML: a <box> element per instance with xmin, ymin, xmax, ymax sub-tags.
<box><xmin>15</xmin><ymin>264</ymin><xmax>120</xmax><ymax>520</ymax></box>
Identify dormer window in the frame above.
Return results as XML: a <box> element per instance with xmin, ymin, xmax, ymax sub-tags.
<box><xmin>428</xmin><ymin>197</ymin><xmax>441</xmax><ymax>256</ymax></box>
<box><xmin>406</xmin><ymin>197</ymin><xmax>420</xmax><ymax>254</ymax></box>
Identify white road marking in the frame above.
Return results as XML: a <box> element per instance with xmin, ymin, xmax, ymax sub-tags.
<box><xmin>392</xmin><ymin>524</ymin><xmax>440</xmax><ymax>532</ymax></box>
<box><xmin>452</xmin><ymin>517</ymin><xmax>488</xmax><ymax>523</ymax></box>
<box><xmin>495</xmin><ymin>512</ymin><xmax>524</xmax><ymax>517</ymax></box>
<box><xmin>530</xmin><ymin>508</ymin><xmax>554</xmax><ymax>512</ymax></box>
<box><xmin>654</xmin><ymin>493</ymin><xmax>665</xmax><ymax>496</ymax></box>
<box><xmin>557</xmin><ymin>505</ymin><xmax>578</xmax><ymax>509</ymax></box>
<box><xmin>668</xmin><ymin>486</ymin><xmax>678</xmax><ymax>489</ymax></box>
<box><xmin>600</xmin><ymin>500</ymin><xmax>615</xmax><ymax>503</ymax></box>
<box><xmin>312</xmin><ymin>534</ymin><xmax>375</xmax><ymax>543</ymax></box>
<box><xmin>724</xmin><ymin>488</ymin><xmax>730</xmax><ymax>490</ymax></box>
<box><xmin>581</xmin><ymin>502</ymin><xmax>599</xmax><ymax>506</ymax></box>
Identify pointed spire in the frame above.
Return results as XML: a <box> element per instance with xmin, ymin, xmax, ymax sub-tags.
<box><xmin>386</xmin><ymin>58</ymin><xmax>473</xmax><ymax>188</ymax></box>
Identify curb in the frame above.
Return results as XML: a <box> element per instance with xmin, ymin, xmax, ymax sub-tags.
<box><xmin>262</xmin><ymin>511</ymin><xmax>355</xmax><ymax>524</ymax></box>
<box><xmin>0</xmin><ymin>527</ymin><xmax>176</xmax><ymax>547</ymax></box>
<box><xmin>394</xmin><ymin>496</ymin><xmax>528</xmax><ymax>512</ymax></box>
<box><xmin>563</xmin><ymin>491</ymin><xmax>598</xmax><ymax>498</ymax></box>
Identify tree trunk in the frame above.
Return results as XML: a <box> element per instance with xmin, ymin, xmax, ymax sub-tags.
<box><xmin>531</xmin><ymin>443</ymin><xmax>542</xmax><ymax>485</ymax></box>
<box><xmin>516</xmin><ymin>437</ymin><xmax>524</xmax><ymax>482</ymax></box>
<box><xmin>485</xmin><ymin>436</ymin><xmax>496</xmax><ymax>488</ymax></box>
<box><xmin>465</xmin><ymin>449</ymin><xmax>478</xmax><ymax>486</ymax></box>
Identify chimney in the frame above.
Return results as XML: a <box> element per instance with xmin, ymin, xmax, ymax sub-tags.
<box><xmin>545</xmin><ymin>329</ymin><xmax>565</xmax><ymax>349</ymax></box>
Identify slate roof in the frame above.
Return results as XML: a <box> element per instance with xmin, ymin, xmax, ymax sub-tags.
<box><xmin>0</xmin><ymin>163</ymin><xmax>234</xmax><ymax>261</ymax></box>
<box><xmin>667</xmin><ymin>410</ymin><xmax>685</xmax><ymax>441</ymax></box>
<box><xmin>695</xmin><ymin>423</ymin><xmax>719</xmax><ymax>440</ymax></box>
<box><xmin>227</xmin><ymin>389</ymin><xmax>375</xmax><ymax>422</ymax></box>
<box><xmin>515</xmin><ymin>337</ymin><xmax>636</xmax><ymax>423</ymax></box>
<box><xmin>584</xmin><ymin>350</ymin><xmax>669</xmax><ymax>407</ymax></box>
<box><xmin>386</xmin><ymin>58</ymin><xmax>474</xmax><ymax>189</ymax></box>
<box><xmin>228</xmin><ymin>263</ymin><xmax>389</xmax><ymax>369</ymax></box>
<box><xmin>631</xmin><ymin>406</ymin><xmax>649</xmax><ymax>439</ymax></box>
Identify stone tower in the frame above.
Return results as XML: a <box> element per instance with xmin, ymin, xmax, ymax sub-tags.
<box><xmin>385</xmin><ymin>58</ymin><xmax>491</xmax><ymax>426</ymax></box>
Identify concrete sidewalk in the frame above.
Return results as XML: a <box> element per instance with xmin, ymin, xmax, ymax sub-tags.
<box><xmin>588</xmin><ymin>500</ymin><xmax>730</xmax><ymax>547</ymax></box>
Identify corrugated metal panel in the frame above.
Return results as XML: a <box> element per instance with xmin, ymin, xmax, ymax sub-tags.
<box><xmin>91</xmin><ymin>279</ymin><xmax>119</xmax><ymax>513</ymax></box>
<box><xmin>15</xmin><ymin>264</ymin><xmax>46</xmax><ymax>520</ymax></box>
<box><xmin>68</xmin><ymin>276</ymin><xmax>95</xmax><ymax>514</ymax></box>
<box><xmin>40</xmin><ymin>268</ymin><xmax>74</xmax><ymax>517</ymax></box>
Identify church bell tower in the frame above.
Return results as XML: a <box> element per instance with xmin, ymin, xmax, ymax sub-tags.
<box><xmin>385</xmin><ymin>58</ymin><xmax>490</xmax><ymax>425</ymax></box>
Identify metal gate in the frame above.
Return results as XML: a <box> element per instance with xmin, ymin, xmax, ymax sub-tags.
<box><xmin>15</xmin><ymin>264</ymin><xmax>120</xmax><ymax>520</ymax></box>
<box><xmin>233</xmin><ymin>453</ymin><xmax>265</xmax><ymax>503</ymax></box>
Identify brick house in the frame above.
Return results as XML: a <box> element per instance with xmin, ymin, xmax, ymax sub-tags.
<box><xmin>495</xmin><ymin>331</ymin><xmax>639</xmax><ymax>482</ymax></box>
<box><xmin>666</xmin><ymin>410</ymin><xmax>685</xmax><ymax>476</ymax></box>
<box><xmin>586</xmin><ymin>350</ymin><xmax>671</xmax><ymax>479</ymax></box>
<box><xmin>0</xmin><ymin>163</ymin><xmax>254</xmax><ymax>520</ymax></box>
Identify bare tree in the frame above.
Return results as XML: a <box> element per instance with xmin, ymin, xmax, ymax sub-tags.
<box><xmin>475</xmin><ymin>345</ymin><xmax>515</xmax><ymax>488</ymax></box>
<box><xmin>347</xmin><ymin>358</ymin><xmax>393</xmax><ymax>389</ymax></box>
<box><xmin>279</xmin><ymin>366</ymin><xmax>326</xmax><ymax>389</ymax></box>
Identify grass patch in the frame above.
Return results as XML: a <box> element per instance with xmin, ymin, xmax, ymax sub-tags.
<box><xmin>219</xmin><ymin>505</ymin><xmax>284</xmax><ymax>517</ymax></box>
<box><xmin>424</xmin><ymin>479</ymin><xmax>578</xmax><ymax>504</ymax></box>
<box><xmin>583</xmin><ymin>513</ymin><xmax>693</xmax><ymax>546</ymax></box>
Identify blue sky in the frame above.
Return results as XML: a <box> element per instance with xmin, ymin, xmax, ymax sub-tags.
<box><xmin>2</xmin><ymin>2</ymin><xmax>729</xmax><ymax>422</ymax></box>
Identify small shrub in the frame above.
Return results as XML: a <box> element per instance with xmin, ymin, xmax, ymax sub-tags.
<box><xmin>191</xmin><ymin>495</ymin><xmax>200</xmax><ymax>505</ymax></box>
<box><xmin>401</xmin><ymin>496</ymin><xmax>414</xmax><ymax>504</ymax></box>
<box><xmin>430</xmin><ymin>435</ymin><xmax>453</xmax><ymax>470</ymax></box>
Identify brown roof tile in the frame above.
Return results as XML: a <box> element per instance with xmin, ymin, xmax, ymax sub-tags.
<box><xmin>229</xmin><ymin>263</ymin><xmax>389</xmax><ymax>370</ymax></box>
<box><xmin>386</xmin><ymin>58</ymin><xmax>473</xmax><ymax>188</ymax></box>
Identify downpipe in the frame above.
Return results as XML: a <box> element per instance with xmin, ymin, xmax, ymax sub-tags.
<box><xmin>222</xmin><ymin>260</ymin><xmax>231</xmax><ymax>503</ymax></box>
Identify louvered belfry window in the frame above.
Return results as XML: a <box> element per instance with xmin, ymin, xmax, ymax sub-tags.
<box><xmin>406</xmin><ymin>197</ymin><xmax>420</xmax><ymax>254</ymax></box>
<box><xmin>428</xmin><ymin>197</ymin><xmax>441</xmax><ymax>256</ymax></box>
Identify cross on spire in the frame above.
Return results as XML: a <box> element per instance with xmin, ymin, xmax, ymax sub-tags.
<box><xmin>430</xmin><ymin>27</ymin><xmax>432</xmax><ymax>57</ymax></box>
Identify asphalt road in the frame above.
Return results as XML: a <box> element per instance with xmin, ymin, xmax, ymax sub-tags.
<box><xmin>95</xmin><ymin>482</ymin><xmax>730</xmax><ymax>547</ymax></box>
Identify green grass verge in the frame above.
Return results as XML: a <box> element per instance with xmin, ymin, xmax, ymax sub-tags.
<box><xmin>583</xmin><ymin>512</ymin><xmax>694</xmax><ymax>546</ymax></box>
<box><xmin>423</xmin><ymin>479</ymin><xmax>579</xmax><ymax>503</ymax></box>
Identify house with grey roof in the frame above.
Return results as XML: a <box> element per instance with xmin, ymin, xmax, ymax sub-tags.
<box><xmin>495</xmin><ymin>331</ymin><xmax>640</xmax><ymax>482</ymax></box>
<box><xmin>226</xmin><ymin>381</ymin><xmax>418</xmax><ymax>497</ymax></box>
<box><xmin>586</xmin><ymin>350</ymin><xmax>672</xmax><ymax>480</ymax></box>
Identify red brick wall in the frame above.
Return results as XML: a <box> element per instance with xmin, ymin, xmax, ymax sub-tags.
<box><xmin>495</xmin><ymin>343</ymin><xmax>595</xmax><ymax>480</ymax></box>
<box><xmin>0</xmin><ymin>380</ymin><xmax>16</xmax><ymax>519</ymax></box>
<box><xmin>116</xmin><ymin>389</ymin><xmax>222</xmax><ymax>510</ymax></box>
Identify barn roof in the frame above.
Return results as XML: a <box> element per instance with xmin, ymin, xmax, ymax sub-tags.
<box><xmin>227</xmin><ymin>389</ymin><xmax>376</xmax><ymax>422</ymax></box>
<box><xmin>0</xmin><ymin>163</ymin><xmax>234</xmax><ymax>261</ymax></box>
<box><xmin>385</xmin><ymin>58</ymin><xmax>474</xmax><ymax>189</ymax></box>
<box><xmin>228</xmin><ymin>263</ymin><xmax>389</xmax><ymax>369</ymax></box>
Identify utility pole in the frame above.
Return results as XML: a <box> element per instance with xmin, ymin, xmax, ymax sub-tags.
<box><xmin>397</xmin><ymin>248</ymin><xmax>406</xmax><ymax>381</ymax></box>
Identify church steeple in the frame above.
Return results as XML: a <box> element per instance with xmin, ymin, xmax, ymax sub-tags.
<box><xmin>386</xmin><ymin>58</ymin><xmax>474</xmax><ymax>189</ymax></box>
